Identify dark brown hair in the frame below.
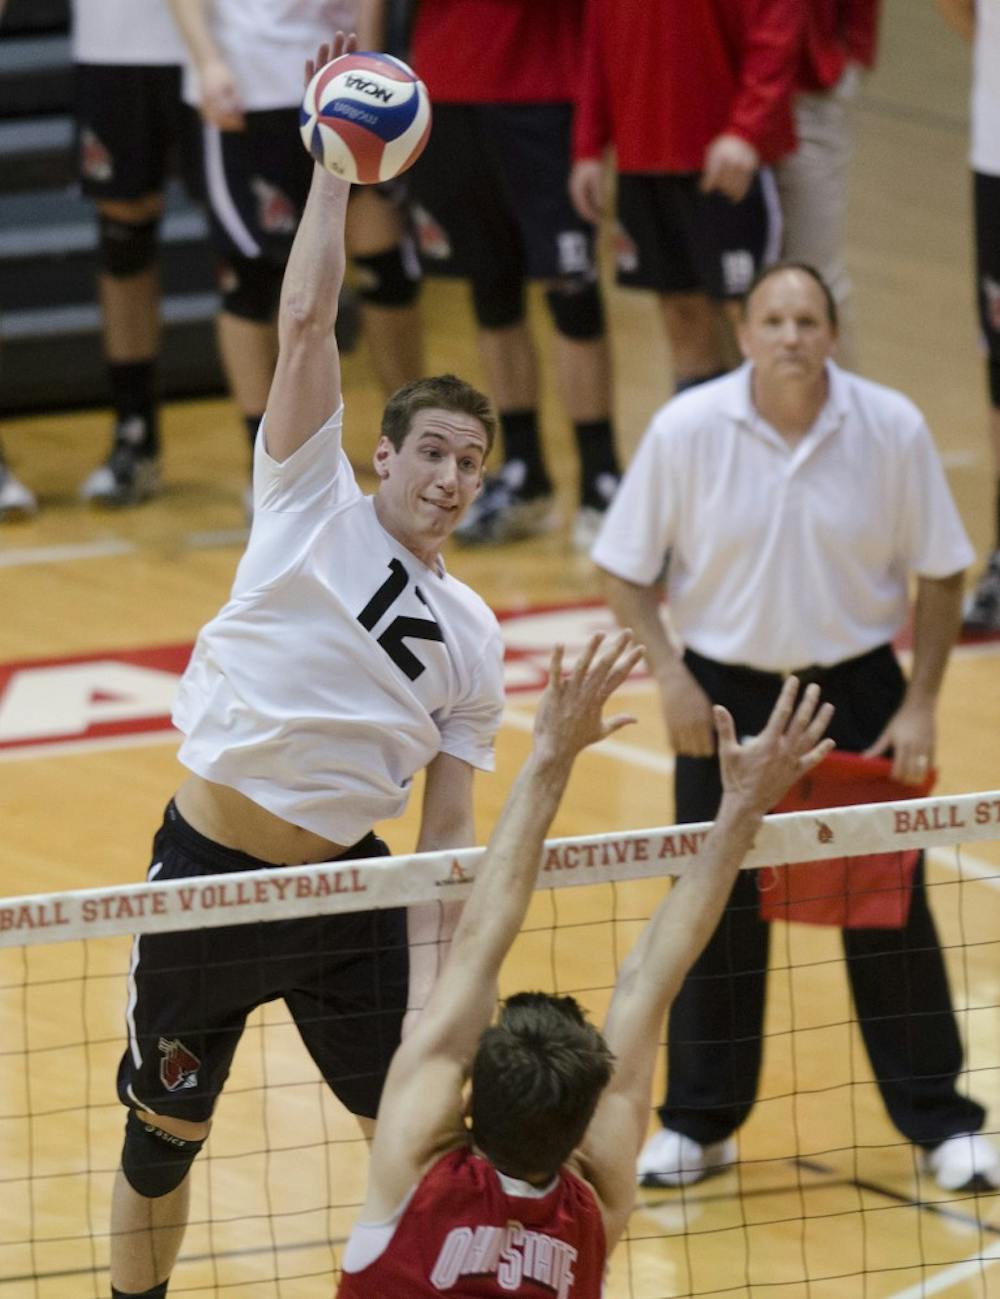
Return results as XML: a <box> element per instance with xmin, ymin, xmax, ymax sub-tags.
<box><xmin>380</xmin><ymin>374</ymin><xmax>497</xmax><ymax>454</ymax></box>
<box><xmin>469</xmin><ymin>992</ymin><xmax>615</xmax><ymax>1181</ymax></box>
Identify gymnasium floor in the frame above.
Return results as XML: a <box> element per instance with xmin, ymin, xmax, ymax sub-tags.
<box><xmin>1</xmin><ymin>1</ymin><xmax>1000</xmax><ymax>1294</ymax></box>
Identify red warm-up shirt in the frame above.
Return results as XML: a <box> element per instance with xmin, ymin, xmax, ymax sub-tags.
<box><xmin>574</xmin><ymin>0</ymin><xmax>803</xmax><ymax>172</ymax></box>
<box><xmin>336</xmin><ymin>1147</ymin><xmax>607</xmax><ymax>1298</ymax></box>
<box><xmin>410</xmin><ymin>0</ymin><xmax>584</xmax><ymax>104</ymax></box>
<box><xmin>798</xmin><ymin>0</ymin><xmax>881</xmax><ymax>91</ymax></box>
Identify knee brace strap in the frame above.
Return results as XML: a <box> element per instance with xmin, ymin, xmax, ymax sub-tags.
<box><xmin>989</xmin><ymin>356</ymin><xmax>1000</xmax><ymax>409</ymax></box>
<box><xmin>121</xmin><ymin>1109</ymin><xmax>205</xmax><ymax>1198</ymax></box>
<box><xmin>545</xmin><ymin>278</ymin><xmax>605</xmax><ymax>341</ymax></box>
<box><xmin>98</xmin><ymin>216</ymin><xmax>158</xmax><ymax>279</ymax></box>
<box><xmin>471</xmin><ymin>274</ymin><xmax>525</xmax><ymax>331</ymax></box>
<box><xmin>353</xmin><ymin>243</ymin><xmax>420</xmax><ymax>308</ymax></box>
<box><xmin>219</xmin><ymin>255</ymin><xmax>282</xmax><ymax>323</ymax></box>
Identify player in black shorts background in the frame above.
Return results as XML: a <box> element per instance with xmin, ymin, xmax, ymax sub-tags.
<box><xmin>169</xmin><ymin>0</ymin><xmax>424</xmax><ymax>513</ymax></box>
<box><xmin>570</xmin><ymin>0</ymin><xmax>801</xmax><ymax>398</ymax></box>
<box><xmin>404</xmin><ymin>0</ymin><xmax>622</xmax><ymax>551</ymax></box>
<box><xmin>72</xmin><ymin>0</ymin><xmax>197</xmax><ymax>508</ymax></box>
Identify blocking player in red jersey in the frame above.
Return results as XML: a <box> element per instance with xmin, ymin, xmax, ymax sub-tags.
<box><xmin>336</xmin><ymin>635</ymin><xmax>833</xmax><ymax>1295</ymax></box>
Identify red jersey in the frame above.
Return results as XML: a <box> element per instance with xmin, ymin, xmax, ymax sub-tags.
<box><xmin>410</xmin><ymin>0</ymin><xmax>583</xmax><ymax>105</ymax></box>
<box><xmin>574</xmin><ymin>0</ymin><xmax>803</xmax><ymax>172</ymax></box>
<box><xmin>336</xmin><ymin>1147</ymin><xmax>607</xmax><ymax>1298</ymax></box>
<box><xmin>798</xmin><ymin>0</ymin><xmax>881</xmax><ymax>91</ymax></box>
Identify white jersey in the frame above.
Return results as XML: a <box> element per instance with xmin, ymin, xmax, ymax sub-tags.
<box><xmin>72</xmin><ymin>0</ymin><xmax>185</xmax><ymax>67</ymax></box>
<box><xmin>173</xmin><ymin>407</ymin><xmax>505</xmax><ymax>845</ymax></box>
<box><xmin>182</xmin><ymin>0</ymin><xmax>358</xmax><ymax>111</ymax></box>
<box><xmin>972</xmin><ymin>0</ymin><xmax>1000</xmax><ymax>176</ymax></box>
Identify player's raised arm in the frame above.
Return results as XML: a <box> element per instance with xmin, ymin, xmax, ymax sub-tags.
<box><xmin>577</xmin><ymin>678</ymin><xmax>834</xmax><ymax>1247</ymax></box>
<box><xmin>263</xmin><ymin>34</ymin><xmax>355</xmax><ymax>462</ymax></box>
<box><xmin>362</xmin><ymin>632</ymin><xmax>642</xmax><ymax>1213</ymax></box>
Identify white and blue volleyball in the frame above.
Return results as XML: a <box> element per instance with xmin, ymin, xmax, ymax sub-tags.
<box><xmin>299</xmin><ymin>52</ymin><xmax>431</xmax><ymax>184</ymax></box>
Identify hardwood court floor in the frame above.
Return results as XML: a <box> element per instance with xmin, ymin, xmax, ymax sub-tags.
<box><xmin>2</xmin><ymin>0</ymin><xmax>1000</xmax><ymax>1294</ymax></box>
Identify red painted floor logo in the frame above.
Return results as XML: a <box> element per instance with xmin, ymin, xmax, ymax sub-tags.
<box><xmin>0</xmin><ymin>601</ymin><xmax>628</xmax><ymax>755</ymax></box>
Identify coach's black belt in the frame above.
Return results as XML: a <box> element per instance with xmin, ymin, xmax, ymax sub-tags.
<box><xmin>687</xmin><ymin>643</ymin><xmax>893</xmax><ymax>689</ymax></box>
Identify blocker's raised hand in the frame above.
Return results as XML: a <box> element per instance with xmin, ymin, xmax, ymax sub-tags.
<box><xmin>716</xmin><ymin>677</ymin><xmax>835</xmax><ymax>814</ymax></box>
<box><xmin>532</xmin><ymin>632</ymin><xmax>644</xmax><ymax>765</ymax></box>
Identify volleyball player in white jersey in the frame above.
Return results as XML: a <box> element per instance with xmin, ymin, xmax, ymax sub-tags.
<box><xmin>108</xmin><ymin>34</ymin><xmax>502</xmax><ymax>1299</ymax></box>
<box><xmin>169</xmin><ymin>0</ymin><xmax>423</xmax><ymax>487</ymax></box>
<box><xmin>71</xmin><ymin>0</ymin><xmax>194</xmax><ymax>508</ymax></box>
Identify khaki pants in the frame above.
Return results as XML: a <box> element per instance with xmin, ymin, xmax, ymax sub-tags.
<box><xmin>777</xmin><ymin>88</ymin><xmax>859</xmax><ymax>369</ymax></box>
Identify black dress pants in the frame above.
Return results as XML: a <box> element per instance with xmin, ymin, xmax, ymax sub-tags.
<box><xmin>658</xmin><ymin>645</ymin><xmax>984</xmax><ymax>1149</ymax></box>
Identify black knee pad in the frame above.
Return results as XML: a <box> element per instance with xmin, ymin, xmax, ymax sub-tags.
<box><xmin>98</xmin><ymin>215</ymin><xmax>159</xmax><ymax>278</ymax></box>
<box><xmin>989</xmin><ymin>357</ymin><xmax>1000</xmax><ymax>409</ymax></box>
<box><xmin>545</xmin><ymin>277</ymin><xmax>605</xmax><ymax>341</ymax></box>
<box><xmin>121</xmin><ymin>1109</ymin><xmax>205</xmax><ymax>1198</ymax></box>
<box><xmin>354</xmin><ymin>242</ymin><xmax>421</xmax><ymax>308</ymax></box>
<box><xmin>219</xmin><ymin>255</ymin><xmax>283</xmax><ymax>323</ymax></box>
<box><xmin>471</xmin><ymin>274</ymin><xmax>525</xmax><ymax>330</ymax></box>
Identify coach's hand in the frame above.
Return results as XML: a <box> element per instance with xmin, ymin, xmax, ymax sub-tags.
<box><xmin>657</xmin><ymin>661</ymin><xmax>716</xmax><ymax>758</ymax></box>
<box><xmin>569</xmin><ymin>158</ymin><xmax>607</xmax><ymax>225</ymax></box>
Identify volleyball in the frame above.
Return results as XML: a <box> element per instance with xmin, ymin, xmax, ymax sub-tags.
<box><xmin>299</xmin><ymin>52</ymin><xmax>431</xmax><ymax>184</ymax></box>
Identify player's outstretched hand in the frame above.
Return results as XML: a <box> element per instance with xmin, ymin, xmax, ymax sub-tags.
<box><xmin>532</xmin><ymin>632</ymin><xmax>643</xmax><ymax>766</ymax></box>
<box><xmin>716</xmin><ymin>677</ymin><xmax>835</xmax><ymax>814</ymax></box>
<box><xmin>305</xmin><ymin>30</ymin><xmax>358</xmax><ymax>87</ymax></box>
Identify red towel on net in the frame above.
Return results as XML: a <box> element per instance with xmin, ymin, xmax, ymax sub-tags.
<box><xmin>757</xmin><ymin>751</ymin><xmax>936</xmax><ymax>928</ymax></box>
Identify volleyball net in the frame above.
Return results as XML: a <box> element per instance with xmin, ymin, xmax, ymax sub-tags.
<box><xmin>2</xmin><ymin>789</ymin><xmax>999</xmax><ymax>1298</ymax></box>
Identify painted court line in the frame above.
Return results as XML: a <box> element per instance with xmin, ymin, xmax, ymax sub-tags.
<box><xmin>0</xmin><ymin>537</ymin><xmax>135</xmax><ymax>567</ymax></box>
<box><xmin>0</xmin><ymin>528</ymin><xmax>249</xmax><ymax>568</ymax></box>
<box><xmin>884</xmin><ymin>1237</ymin><xmax>1000</xmax><ymax>1298</ymax></box>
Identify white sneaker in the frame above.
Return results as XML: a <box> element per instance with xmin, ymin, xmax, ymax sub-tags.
<box><xmin>0</xmin><ymin>462</ymin><xmax>38</xmax><ymax>520</ymax></box>
<box><xmin>637</xmin><ymin>1127</ymin><xmax>737</xmax><ymax>1187</ymax></box>
<box><xmin>923</xmin><ymin>1133</ymin><xmax>1000</xmax><ymax>1191</ymax></box>
<box><xmin>572</xmin><ymin>471</ymin><xmax>620</xmax><ymax>552</ymax></box>
<box><xmin>571</xmin><ymin>505</ymin><xmax>605</xmax><ymax>553</ymax></box>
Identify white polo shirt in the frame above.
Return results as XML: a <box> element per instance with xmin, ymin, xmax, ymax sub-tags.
<box><xmin>592</xmin><ymin>363</ymin><xmax>974</xmax><ymax>673</ymax></box>
<box><xmin>173</xmin><ymin>407</ymin><xmax>505</xmax><ymax>845</ymax></box>
<box><xmin>181</xmin><ymin>0</ymin><xmax>358</xmax><ymax>111</ymax></box>
<box><xmin>73</xmin><ymin>0</ymin><xmax>185</xmax><ymax>67</ymax></box>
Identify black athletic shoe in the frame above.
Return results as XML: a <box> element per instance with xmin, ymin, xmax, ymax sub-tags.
<box><xmin>80</xmin><ymin>418</ymin><xmax>161</xmax><ymax>507</ymax></box>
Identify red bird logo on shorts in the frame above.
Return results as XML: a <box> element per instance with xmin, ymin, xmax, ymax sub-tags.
<box><xmin>80</xmin><ymin>128</ymin><xmax>113</xmax><ymax>183</ymax></box>
<box><xmin>158</xmin><ymin>1037</ymin><xmax>201</xmax><ymax>1091</ymax></box>
<box><xmin>251</xmin><ymin>177</ymin><xmax>297</xmax><ymax>236</ymax></box>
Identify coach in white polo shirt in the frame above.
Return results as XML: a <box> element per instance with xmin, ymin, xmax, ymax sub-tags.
<box><xmin>593</xmin><ymin>262</ymin><xmax>1000</xmax><ymax>1194</ymax></box>
<box><xmin>108</xmin><ymin>36</ymin><xmax>503</xmax><ymax>1299</ymax></box>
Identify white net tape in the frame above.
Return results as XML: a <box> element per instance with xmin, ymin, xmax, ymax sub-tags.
<box><xmin>3</xmin><ymin>789</ymin><xmax>999</xmax><ymax>947</ymax></box>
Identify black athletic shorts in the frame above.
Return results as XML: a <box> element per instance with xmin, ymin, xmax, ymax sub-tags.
<box><xmin>74</xmin><ymin>63</ymin><xmax>200</xmax><ymax>200</ymax></box>
<box><xmin>116</xmin><ymin>801</ymin><xmax>408</xmax><ymax>1123</ymax></box>
<box><xmin>408</xmin><ymin>102</ymin><xmax>597</xmax><ymax>284</ymax></box>
<box><xmin>614</xmin><ymin>169</ymin><xmax>781</xmax><ymax>299</ymax></box>
<box><xmin>974</xmin><ymin>171</ymin><xmax>1000</xmax><ymax>376</ymax></box>
<box><xmin>198</xmin><ymin>107</ymin><xmax>313</xmax><ymax>267</ymax></box>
